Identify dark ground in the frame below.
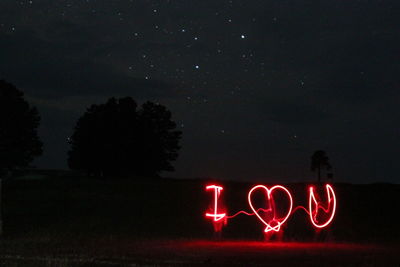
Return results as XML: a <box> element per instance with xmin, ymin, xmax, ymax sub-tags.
<box><xmin>0</xmin><ymin>174</ymin><xmax>399</xmax><ymax>266</ymax></box>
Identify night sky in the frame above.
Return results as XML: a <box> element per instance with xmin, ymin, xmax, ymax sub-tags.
<box><xmin>0</xmin><ymin>1</ymin><xmax>399</xmax><ymax>183</ymax></box>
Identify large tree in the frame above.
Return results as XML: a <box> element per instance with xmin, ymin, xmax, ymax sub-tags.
<box><xmin>0</xmin><ymin>80</ymin><xmax>43</xmax><ymax>177</ymax></box>
<box><xmin>311</xmin><ymin>150</ymin><xmax>332</xmax><ymax>183</ymax></box>
<box><xmin>68</xmin><ymin>97</ymin><xmax>182</xmax><ymax>177</ymax></box>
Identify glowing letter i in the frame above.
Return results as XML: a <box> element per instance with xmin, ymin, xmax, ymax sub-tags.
<box><xmin>205</xmin><ymin>185</ymin><xmax>226</xmax><ymax>222</ymax></box>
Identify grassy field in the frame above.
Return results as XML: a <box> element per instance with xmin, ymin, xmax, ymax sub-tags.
<box><xmin>0</xmin><ymin>175</ymin><xmax>399</xmax><ymax>266</ymax></box>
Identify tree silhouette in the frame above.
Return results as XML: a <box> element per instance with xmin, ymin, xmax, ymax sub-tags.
<box><xmin>311</xmin><ymin>150</ymin><xmax>332</xmax><ymax>183</ymax></box>
<box><xmin>0</xmin><ymin>80</ymin><xmax>43</xmax><ymax>177</ymax></box>
<box><xmin>68</xmin><ymin>97</ymin><xmax>182</xmax><ymax>177</ymax></box>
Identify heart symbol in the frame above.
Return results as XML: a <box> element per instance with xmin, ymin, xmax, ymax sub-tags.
<box><xmin>248</xmin><ymin>185</ymin><xmax>293</xmax><ymax>232</ymax></box>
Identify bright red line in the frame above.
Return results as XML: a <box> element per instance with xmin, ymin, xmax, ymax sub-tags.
<box><xmin>226</xmin><ymin>208</ymin><xmax>271</xmax><ymax>218</ymax></box>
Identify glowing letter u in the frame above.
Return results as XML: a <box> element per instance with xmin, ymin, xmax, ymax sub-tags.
<box><xmin>308</xmin><ymin>184</ymin><xmax>337</xmax><ymax>228</ymax></box>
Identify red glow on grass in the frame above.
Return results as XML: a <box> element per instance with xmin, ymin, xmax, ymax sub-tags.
<box><xmin>308</xmin><ymin>184</ymin><xmax>337</xmax><ymax>228</ymax></box>
<box><xmin>183</xmin><ymin>240</ymin><xmax>376</xmax><ymax>250</ymax></box>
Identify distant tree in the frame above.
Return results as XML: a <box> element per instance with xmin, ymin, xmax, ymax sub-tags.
<box><xmin>311</xmin><ymin>150</ymin><xmax>332</xmax><ymax>183</ymax></box>
<box><xmin>0</xmin><ymin>80</ymin><xmax>43</xmax><ymax>177</ymax></box>
<box><xmin>68</xmin><ymin>97</ymin><xmax>182</xmax><ymax>177</ymax></box>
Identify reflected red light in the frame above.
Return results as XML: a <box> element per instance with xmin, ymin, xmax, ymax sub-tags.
<box><xmin>248</xmin><ymin>185</ymin><xmax>293</xmax><ymax>233</ymax></box>
<box><xmin>205</xmin><ymin>185</ymin><xmax>226</xmax><ymax>222</ymax></box>
<box><xmin>308</xmin><ymin>184</ymin><xmax>337</xmax><ymax>228</ymax></box>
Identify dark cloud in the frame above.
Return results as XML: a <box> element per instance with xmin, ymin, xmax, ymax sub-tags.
<box><xmin>265</xmin><ymin>102</ymin><xmax>330</xmax><ymax>124</ymax></box>
<box><xmin>0</xmin><ymin>30</ymin><xmax>179</xmax><ymax>99</ymax></box>
<box><xmin>43</xmin><ymin>20</ymin><xmax>95</xmax><ymax>43</ymax></box>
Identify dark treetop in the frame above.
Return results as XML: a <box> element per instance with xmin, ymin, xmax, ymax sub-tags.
<box><xmin>68</xmin><ymin>97</ymin><xmax>181</xmax><ymax>177</ymax></box>
<box><xmin>0</xmin><ymin>80</ymin><xmax>42</xmax><ymax>176</ymax></box>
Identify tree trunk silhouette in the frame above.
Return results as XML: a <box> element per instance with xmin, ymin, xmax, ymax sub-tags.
<box><xmin>318</xmin><ymin>166</ymin><xmax>321</xmax><ymax>183</ymax></box>
<box><xmin>311</xmin><ymin>150</ymin><xmax>332</xmax><ymax>184</ymax></box>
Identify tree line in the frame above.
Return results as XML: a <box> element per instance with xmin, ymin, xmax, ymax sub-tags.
<box><xmin>0</xmin><ymin>80</ymin><xmax>181</xmax><ymax>178</ymax></box>
<box><xmin>0</xmin><ymin>80</ymin><xmax>333</xmax><ymax>181</ymax></box>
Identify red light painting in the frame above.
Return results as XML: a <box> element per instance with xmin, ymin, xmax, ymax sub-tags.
<box><xmin>308</xmin><ymin>184</ymin><xmax>337</xmax><ymax>228</ymax></box>
<box><xmin>248</xmin><ymin>185</ymin><xmax>293</xmax><ymax>233</ymax></box>
<box><xmin>205</xmin><ymin>185</ymin><xmax>227</xmax><ymax>232</ymax></box>
<box><xmin>204</xmin><ymin>184</ymin><xmax>337</xmax><ymax>234</ymax></box>
<box><xmin>205</xmin><ymin>185</ymin><xmax>226</xmax><ymax>222</ymax></box>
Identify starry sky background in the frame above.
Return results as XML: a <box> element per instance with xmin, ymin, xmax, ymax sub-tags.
<box><xmin>0</xmin><ymin>0</ymin><xmax>399</xmax><ymax>183</ymax></box>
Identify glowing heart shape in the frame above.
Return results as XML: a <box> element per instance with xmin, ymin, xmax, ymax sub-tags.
<box><xmin>248</xmin><ymin>185</ymin><xmax>293</xmax><ymax>232</ymax></box>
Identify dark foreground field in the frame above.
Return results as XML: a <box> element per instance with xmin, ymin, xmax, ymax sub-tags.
<box><xmin>0</xmin><ymin>240</ymin><xmax>398</xmax><ymax>266</ymax></box>
<box><xmin>0</xmin><ymin>175</ymin><xmax>399</xmax><ymax>266</ymax></box>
